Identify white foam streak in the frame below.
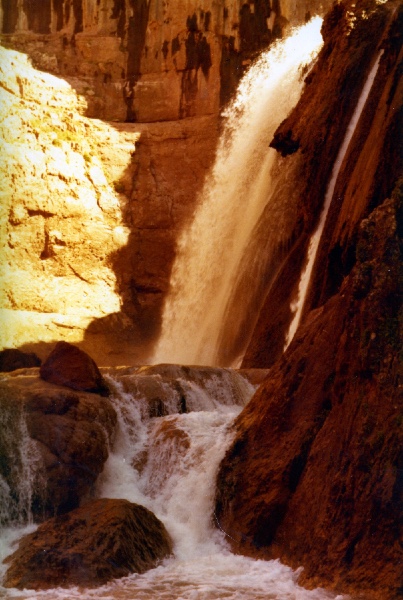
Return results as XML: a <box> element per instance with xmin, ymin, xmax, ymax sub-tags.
<box><xmin>153</xmin><ymin>18</ymin><xmax>324</xmax><ymax>367</ymax></box>
<box><xmin>285</xmin><ymin>50</ymin><xmax>383</xmax><ymax>348</ymax></box>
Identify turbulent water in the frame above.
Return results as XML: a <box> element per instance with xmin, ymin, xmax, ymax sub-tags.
<box><xmin>153</xmin><ymin>18</ymin><xmax>324</xmax><ymax>368</ymax></box>
<box><xmin>0</xmin><ymin>367</ymin><xmax>344</xmax><ymax>600</ymax></box>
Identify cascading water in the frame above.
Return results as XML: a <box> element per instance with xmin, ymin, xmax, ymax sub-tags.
<box><xmin>285</xmin><ymin>50</ymin><xmax>384</xmax><ymax>348</ymax></box>
<box><xmin>0</xmin><ymin>367</ymin><xmax>344</xmax><ymax>599</ymax></box>
<box><xmin>153</xmin><ymin>18</ymin><xmax>324</xmax><ymax>367</ymax></box>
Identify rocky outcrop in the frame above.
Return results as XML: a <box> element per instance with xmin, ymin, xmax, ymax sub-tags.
<box><xmin>40</xmin><ymin>341</ymin><xmax>110</xmax><ymax>396</ymax></box>
<box><xmin>0</xmin><ymin>349</ymin><xmax>41</xmax><ymax>372</ymax></box>
<box><xmin>215</xmin><ymin>180</ymin><xmax>403</xmax><ymax>600</ymax></box>
<box><xmin>215</xmin><ymin>1</ymin><xmax>403</xmax><ymax>597</ymax></box>
<box><xmin>0</xmin><ymin>372</ymin><xmax>116</xmax><ymax>520</ymax></box>
<box><xmin>243</xmin><ymin>0</ymin><xmax>402</xmax><ymax>367</ymax></box>
<box><xmin>0</xmin><ymin>44</ymin><xmax>218</xmax><ymax>363</ymax></box>
<box><xmin>0</xmin><ymin>0</ymin><xmax>330</xmax><ymax>122</ymax></box>
<box><xmin>3</xmin><ymin>498</ymin><xmax>172</xmax><ymax>589</ymax></box>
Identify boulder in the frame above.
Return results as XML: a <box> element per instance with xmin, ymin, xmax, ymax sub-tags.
<box><xmin>0</xmin><ymin>348</ymin><xmax>41</xmax><ymax>372</ymax></box>
<box><xmin>3</xmin><ymin>498</ymin><xmax>173</xmax><ymax>590</ymax></box>
<box><xmin>0</xmin><ymin>373</ymin><xmax>117</xmax><ymax>520</ymax></box>
<box><xmin>40</xmin><ymin>341</ymin><xmax>110</xmax><ymax>397</ymax></box>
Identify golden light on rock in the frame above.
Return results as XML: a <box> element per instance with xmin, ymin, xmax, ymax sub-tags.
<box><xmin>0</xmin><ymin>46</ymin><xmax>139</xmax><ymax>353</ymax></box>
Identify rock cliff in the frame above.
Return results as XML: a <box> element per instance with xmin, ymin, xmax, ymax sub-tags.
<box><xmin>0</xmin><ymin>0</ymin><xmax>336</xmax><ymax>361</ymax></box>
<box><xmin>0</xmin><ymin>0</ymin><xmax>328</xmax><ymax>122</ymax></box>
<box><xmin>243</xmin><ymin>0</ymin><xmax>402</xmax><ymax>367</ymax></box>
<box><xmin>215</xmin><ymin>2</ymin><xmax>403</xmax><ymax>598</ymax></box>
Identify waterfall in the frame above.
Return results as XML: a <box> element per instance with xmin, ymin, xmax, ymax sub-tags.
<box><xmin>153</xmin><ymin>18</ymin><xmax>324</xmax><ymax>367</ymax></box>
<box><xmin>285</xmin><ymin>50</ymin><xmax>384</xmax><ymax>348</ymax></box>
<box><xmin>0</xmin><ymin>396</ymin><xmax>45</xmax><ymax>527</ymax></box>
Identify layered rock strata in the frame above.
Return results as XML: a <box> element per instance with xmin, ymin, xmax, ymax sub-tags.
<box><xmin>0</xmin><ymin>45</ymin><xmax>218</xmax><ymax>361</ymax></box>
<box><xmin>0</xmin><ymin>0</ymin><xmax>330</xmax><ymax>122</ymax></box>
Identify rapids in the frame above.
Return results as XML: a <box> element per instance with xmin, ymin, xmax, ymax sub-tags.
<box><xmin>0</xmin><ymin>367</ymin><xmax>344</xmax><ymax>600</ymax></box>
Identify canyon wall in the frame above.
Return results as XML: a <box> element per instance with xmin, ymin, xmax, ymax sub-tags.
<box><xmin>0</xmin><ymin>0</ymin><xmax>333</xmax><ymax>361</ymax></box>
<box><xmin>216</xmin><ymin>1</ymin><xmax>402</xmax><ymax>598</ymax></box>
<box><xmin>0</xmin><ymin>0</ymin><xmax>325</xmax><ymax>122</ymax></box>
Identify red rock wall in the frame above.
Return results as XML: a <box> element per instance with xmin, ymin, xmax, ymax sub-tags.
<box><xmin>215</xmin><ymin>2</ymin><xmax>403</xmax><ymax>597</ymax></box>
<box><xmin>243</xmin><ymin>0</ymin><xmax>402</xmax><ymax>367</ymax></box>
<box><xmin>0</xmin><ymin>0</ymin><xmax>306</xmax><ymax>122</ymax></box>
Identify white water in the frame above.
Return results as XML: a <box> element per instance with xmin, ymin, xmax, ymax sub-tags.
<box><xmin>285</xmin><ymin>50</ymin><xmax>384</xmax><ymax>348</ymax></box>
<box><xmin>0</xmin><ymin>368</ymin><xmax>345</xmax><ymax>600</ymax></box>
<box><xmin>153</xmin><ymin>18</ymin><xmax>324</xmax><ymax>367</ymax></box>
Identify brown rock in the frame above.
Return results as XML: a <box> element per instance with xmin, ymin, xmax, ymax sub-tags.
<box><xmin>0</xmin><ymin>348</ymin><xmax>41</xmax><ymax>372</ymax></box>
<box><xmin>40</xmin><ymin>341</ymin><xmax>109</xmax><ymax>396</ymax></box>
<box><xmin>0</xmin><ymin>373</ymin><xmax>117</xmax><ymax>519</ymax></box>
<box><xmin>3</xmin><ymin>498</ymin><xmax>173</xmax><ymax>590</ymax></box>
<box><xmin>244</xmin><ymin>0</ymin><xmax>401</xmax><ymax>366</ymax></box>
<box><xmin>215</xmin><ymin>188</ymin><xmax>403</xmax><ymax>599</ymax></box>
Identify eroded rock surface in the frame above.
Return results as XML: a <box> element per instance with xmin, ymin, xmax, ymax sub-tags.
<box><xmin>3</xmin><ymin>498</ymin><xmax>172</xmax><ymax>589</ymax></box>
<box><xmin>215</xmin><ymin>177</ymin><xmax>403</xmax><ymax>599</ymax></box>
<box><xmin>243</xmin><ymin>0</ymin><xmax>402</xmax><ymax>367</ymax></box>
<box><xmin>0</xmin><ymin>0</ymin><xmax>330</xmax><ymax>122</ymax></box>
<box><xmin>0</xmin><ymin>372</ymin><xmax>116</xmax><ymax>520</ymax></box>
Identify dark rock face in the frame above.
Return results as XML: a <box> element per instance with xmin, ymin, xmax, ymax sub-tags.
<box><xmin>215</xmin><ymin>180</ymin><xmax>403</xmax><ymax>598</ymax></box>
<box><xmin>0</xmin><ymin>374</ymin><xmax>117</xmax><ymax>519</ymax></box>
<box><xmin>0</xmin><ymin>349</ymin><xmax>41</xmax><ymax>372</ymax></box>
<box><xmin>40</xmin><ymin>341</ymin><xmax>110</xmax><ymax>396</ymax></box>
<box><xmin>3</xmin><ymin>498</ymin><xmax>173</xmax><ymax>589</ymax></box>
<box><xmin>215</xmin><ymin>2</ymin><xmax>403</xmax><ymax>598</ymax></box>
<box><xmin>243</xmin><ymin>0</ymin><xmax>402</xmax><ymax>367</ymax></box>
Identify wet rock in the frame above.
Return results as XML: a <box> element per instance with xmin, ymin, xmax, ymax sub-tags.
<box><xmin>0</xmin><ymin>349</ymin><xmax>41</xmax><ymax>372</ymax></box>
<box><xmin>40</xmin><ymin>341</ymin><xmax>110</xmax><ymax>397</ymax></box>
<box><xmin>3</xmin><ymin>498</ymin><xmax>173</xmax><ymax>590</ymax></box>
<box><xmin>215</xmin><ymin>187</ymin><xmax>403</xmax><ymax>600</ymax></box>
<box><xmin>0</xmin><ymin>373</ymin><xmax>117</xmax><ymax>519</ymax></box>
<box><xmin>244</xmin><ymin>0</ymin><xmax>400</xmax><ymax>366</ymax></box>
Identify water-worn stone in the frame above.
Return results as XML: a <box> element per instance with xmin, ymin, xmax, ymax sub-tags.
<box><xmin>40</xmin><ymin>341</ymin><xmax>109</xmax><ymax>396</ymax></box>
<box><xmin>0</xmin><ymin>373</ymin><xmax>117</xmax><ymax>519</ymax></box>
<box><xmin>3</xmin><ymin>498</ymin><xmax>173</xmax><ymax>589</ymax></box>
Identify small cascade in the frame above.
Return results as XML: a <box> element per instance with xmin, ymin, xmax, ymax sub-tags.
<box><xmin>0</xmin><ymin>367</ymin><xmax>344</xmax><ymax>599</ymax></box>
<box><xmin>285</xmin><ymin>50</ymin><xmax>384</xmax><ymax>348</ymax></box>
<box><xmin>153</xmin><ymin>18</ymin><xmax>324</xmax><ymax>367</ymax></box>
<box><xmin>0</xmin><ymin>396</ymin><xmax>45</xmax><ymax>528</ymax></box>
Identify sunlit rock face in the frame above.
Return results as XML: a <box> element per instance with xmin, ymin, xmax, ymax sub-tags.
<box><xmin>0</xmin><ymin>46</ymin><xmax>143</xmax><ymax>362</ymax></box>
<box><xmin>0</xmin><ymin>0</ymin><xmax>331</xmax><ymax>122</ymax></box>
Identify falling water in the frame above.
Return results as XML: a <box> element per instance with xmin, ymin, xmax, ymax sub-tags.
<box><xmin>0</xmin><ymin>367</ymin><xmax>345</xmax><ymax>600</ymax></box>
<box><xmin>153</xmin><ymin>18</ymin><xmax>324</xmax><ymax>367</ymax></box>
<box><xmin>285</xmin><ymin>50</ymin><xmax>384</xmax><ymax>348</ymax></box>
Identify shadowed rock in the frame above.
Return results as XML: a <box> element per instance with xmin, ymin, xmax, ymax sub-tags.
<box><xmin>0</xmin><ymin>373</ymin><xmax>117</xmax><ymax>520</ymax></box>
<box><xmin>40</xmin><ymin>341</ymin><xmax>110</xmax><ymax>396</ymax></box>
<box><xmin>0</xmin><ymin>349</ymin><xmax>41</xmax><ymax>372</ymax></box>
<box><xmin>3</xmin><ymin>498</ymin><xmax>173</xmax><ymax>589</ymax></box>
